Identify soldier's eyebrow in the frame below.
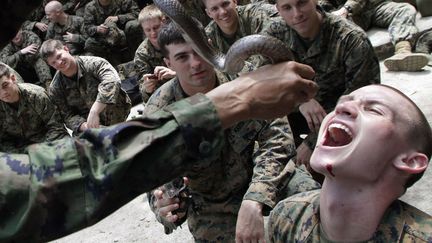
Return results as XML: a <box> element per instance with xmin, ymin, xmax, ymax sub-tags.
<box><xmin>173</xmin><ymin>51</ymin><xmax>188</xmax><ymax>58</ymax></box>
<box><xmin>336</xmin><ymin>95</ymin><xmax>353</xmax><ymax>104</ymax></box>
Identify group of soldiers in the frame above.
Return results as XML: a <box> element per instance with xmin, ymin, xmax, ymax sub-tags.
<box><xmin>1</xmin><ymin>0</ymin><xmax>432</xmax><ymax>242</ymax></box>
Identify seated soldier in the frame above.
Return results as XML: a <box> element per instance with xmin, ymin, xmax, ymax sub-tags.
<box><xmin>268</xmin><ymin>84</ymin><xmax>432</xmax><ymax>242</ymax></box>
<box><xmin>261</xmin><ymin>0</ymin><xmax>380</xmax><ymax>176</ymax></box>
<box><xmin>204</xmin><ymin>0</ymin><xmax>277</xmax><ymax>69</ymax></box>
<box><xmin>40</xmin><ymin>39</ymin><xmax>131</xmax><ymax>135</ymax></box>
<box><xmin>0</xmin><ymin>62</ymin><xmax>68</xmax><ymax>153</ymax></box>
<box><xmin>327</xmin><ymin>0</ymin><xmax>429</xmax><ymax>71</ymax></box>
<box><xmin>60</xmin><ymin>0</ymin><xmax>93</xmax><ymax>17</ymax></box>
<box><xmin>0</xmin><ymin>29</ymin><xmax>52</xmax><ymax>89</ymax></box>
<box><xmin>145</xmin><ymin>21</ymin><xmax>320</xmax><ymax>243</ymax></box>
<box><xmin>45</xmin><ymin>1</ymin><xmax>87</xmax><ymax>55</ymax></box>
<box><xmin>22</xmin><ymin>0</ymin><xmax>50</xmax><ymax>38</ymax></box>
<box><xmin>134</xmin><ymin>4</ymin><xmax>176</xmax><ymax>103</ymax></box>
<box><xmin>82</xmin><ymin>0</ymin><xmax>140</xmax><ymax>65</ymax></box>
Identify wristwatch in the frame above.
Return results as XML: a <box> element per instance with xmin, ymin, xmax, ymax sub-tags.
<box><xmin>343</xmin><ymin>5</ymin><xmax>353</xmax><ymax>14</ymax></box>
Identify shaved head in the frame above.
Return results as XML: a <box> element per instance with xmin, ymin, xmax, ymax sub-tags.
<box><xmin>45</xmin><ymin>0</ymin><xmax>63</xmax><ymax>12</ymax></box>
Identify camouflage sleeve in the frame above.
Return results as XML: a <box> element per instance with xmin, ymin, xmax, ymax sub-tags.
<box><xmin>83</xmin><ymin>4</ymin><xmax>98</xmax><ymax>37</ymax></box>
<box><xmin>117</xmin><ymin>0</ymin><xmax>139</xmax><ymax>26</ymax></box>
<box><xmin>0</xmin><ymin>94</ymin><xmax>224</xmax><ymax>242</ymax></box>
<box><xmin>0</xmin><ymin>44</ymin><xmax>22</xmax><ymax>68</ymax></box>
<box><xmin>93</xmin><ymin>57</ymin><xmax>122</xmax><ymax>104</ymax></box>
<box><xmin>142</xmin><ymin>80</ymin><xmax>176</xmax><ymax>115</ymax></box>
<box><xmin>48</xmin><ymin>77</ymin><xmax>86</xmax><ymax>134</ymax></box>
<box><xmin>343</xmin><ymin>31</ymin><xmax>380</xmax><ymax>94</ymax></box>
<box><xmin>134</xmin><ymin>40</ymin><xmax>154</xmax><ymax>79</ymax></box>
<box><xmin>28</xmin><ymin>86</ymin><xmax>69</xmax><ymax>141</ymax></box>
<box><xmin>243</xmin><ymin>117</ymin><xmax>296</xmax><ymax>209</ymax></box>
<box><xmin>45</xmin><ymin>23</ymin><xmax>55</xmax><ymax>40</ymax></box>
<box><xmin>70</xmin><ymin>17</ymin><xmax>87</xmax><ymax>44</ymax></box>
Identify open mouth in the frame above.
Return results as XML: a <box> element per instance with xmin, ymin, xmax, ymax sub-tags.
<box><xmin>323</xmin><ymin>123</ymin><xmax>353</xmax><ymax>147</ymax></box>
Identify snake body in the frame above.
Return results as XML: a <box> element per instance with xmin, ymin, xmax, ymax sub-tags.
<box><xmin>154</xmin><ymin>0</ymin><xmax>294</xmax><ymax>74</ymax></box>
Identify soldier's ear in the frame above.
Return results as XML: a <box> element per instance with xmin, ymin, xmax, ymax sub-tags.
<box><xmin>10</xmin><ymin>74</ymin><xmax>17</xmax><ymax>83</ymax></box>
<box><xmin>164</xmin><ymin>57</ymin><xmax>171</xmax><ymax>68</ymax></box>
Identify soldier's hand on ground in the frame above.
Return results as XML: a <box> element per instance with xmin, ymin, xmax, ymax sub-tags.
<box><xmin>79</xmin><ymin>122</ymin><xmax>88</xmax><ymax>132</ymax></box>
<box><xmin>236</xmin><ymin>200</ymin><xmax>265</xmax><ymax>243</ymax></box>
<box><xmin>20</xmin><ymin>44</ymin><xmax>39</xmax><ymax>55</ymax></box>
<box><xmin>153</xmin><ymin>189</ymin><xmax>186</xmax><ymax>223</ymax></box>
<box><xmin>206</xmin><ymin>61</ymin><xmax>318</xmax><ymax>128</ymax></box>
<box><xmin>299</xmin><ymin>99</ymin><xmax>326</xmax><ymax>133</ymax></box>
<box><xmin>295</xmin><ymin>141</ymin><xmax>313</xmax><ymax>169</ymax></box>
<box><xmin>63</xmin><ymin>32</ymin><xmax>77</xmax><ymax>43</ymax></box>
<box><xmin>105</xmin><ymin>16</ymin><xmax>119</xmax><ymax>24</ymax></box>
<box><xmin>331</xmin><ymin>7</ymin><xmax>349</xmax><ymax>18</ymax></box>
<box><xmin>154</xmin><ymin>66</ymin><xmax>176</xmax><ymax>81</ymax></box>
<box><xmin>143</xmin><ymin>73</ymin><xmax>159</xmax><ymax>93</ymax></box>
<box><xmin>35</xmin><ymin>22</ymin><xmax>48</xmax><ymax>32</ymax></box>
<box><xmin>97</xmin><ymin>25</ymin><xmax>109</xmax><ymax>35</ymax></box>
<box><xmin>86</xmin><ymin>111</ymin><xmax>100</xmax><ymax>129</ymax></box>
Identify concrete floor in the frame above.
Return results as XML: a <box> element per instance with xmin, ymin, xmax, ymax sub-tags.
<box><xmin>380</xmin><ymin>62</ymin><xmax>432</xmax><ymax>215</ymax></box>
<box><xmin>52</xmin><ymin>61</ymin><xmax>432</xmax><ymax>242</ymax></box>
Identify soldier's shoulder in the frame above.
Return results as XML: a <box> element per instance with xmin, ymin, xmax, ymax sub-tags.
<box><xmin>18</xmin><ymin>83</ymin><xmax>48</xmax><ymax>101</ymax></box>
<box><xmin>135</xmin><ymin>39</ymin><xmax>153</xmax><ymax>55</ymax></box>
<box><xmin>399</xmin><ymin>201</ymin><xmax>432</xmax><ymax>241</ymax></box>
<box><xmin>325</xmin><ymin>12</ymin><xmax>367</xmax><ymax>39</ymax></box>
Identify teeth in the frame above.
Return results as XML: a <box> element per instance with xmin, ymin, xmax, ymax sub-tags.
<box><xmin>328</xmin><ymin>123</ymin><xmax>353</xmax><ymax>138</ymax></box>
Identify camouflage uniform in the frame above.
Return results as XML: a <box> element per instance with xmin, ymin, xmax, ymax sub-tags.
<box><xmin>181</xmin><ymin>0</ymin><xmax>212</xmax><ymax>26</ymax></box>
<box><xmin>82</xmin><ymin>0</ymin><xmax>140</xmax><ymax>63</ymax></box>
<box><xmin>0</xmin><ymin>83</ymin><xmax>68</xmax><ymax>153</ymax></box>
<box><xmin>0</xmin><ymin>30</ymin><xmax>52</xmax><ymax>87</ymax></box>
<box><xmin>144</xmin><ymin>71</ymin><xmax>320</xmax><ymax>242</ymax></box>
<box><xmin>60</xmin><ymin>0</ymin><xmax>93</xmax><ymax>16</ymax></box>
<box><xmin>319</xmin><ymin>0</ymin><xmax>418</xmax><ymax>45</ymax></box>
<box><xmin>0</xmin><ymin>61</ymin><xmax>24</xmax><ymax>83</ymax></box>
<box><xmin>21</xmin><ymin>0</ymin><xmax>50</xmax><ymax>36</ymax></box>
<box><xmin>0</xmin><ymin>94</ymin><xmax>231</xmax><ymax>242</ymax></box>
<box><xmin>46</xmin><ymin>14</ymin><xmax>87</xmax><ymax>55</ymax></box>
<box><xmin>261</xmin><ymin>11</ymin><xmax>380</xmax><ymax>148</ymax></box>
<box><xmin>133</xmin><ymin>38</ymin><xmax>166</xmax><ymax>103</ymax></box>
<box><xmin>48</xmin><ymin>56</ymin><xmax>131</xmax><ymax>135</ymax></box>
<box><xmin>268</xmin><ymin>190</ymin><xmax>432</xmax><ymax>242</ymax></box>
<box><xmin>205</xmin><ymin>2</ymin><xmax>277</xmax><ymax>68</ymax></box>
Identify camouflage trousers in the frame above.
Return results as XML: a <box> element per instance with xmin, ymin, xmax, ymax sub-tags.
<box><xmin>351</xmin><ymin>1</ymin><xmax>418</xmax><ymax>45</ymax></box>
<box><xmin>101</xmin><ymin>97</ymin><xmax>131</xmax><ymax>126</ymax></box>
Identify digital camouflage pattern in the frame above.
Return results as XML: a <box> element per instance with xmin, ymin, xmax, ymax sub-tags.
<box><xmin>261</xmin><ymin>11</ymin><xmax>380</xmax><ymax>148</ymax></box>
<box><xmin>48</xmin><ymin>56</ymin><xmax>131</xmax><ymax>135</ymax></box>
<box><xmin>0</xmin><ymin>30</ymin><xmax>52</xmax><ymax>86</ymax></box>
<box><xmin>0</xmin><ymin>94</ymin><xmax>227</xmax><ymax>242</ymax></box>
<box><xmin>319</xmin><ymin>0</ymin><xmax>418</xmax><ymax>45</ymax></box>
<box><xmin>205</xmin><ymin>2</ymin><xmax>277</xmax><ymax>68</ymax></box>
<box><xmin>46</xmin><ymin>14</ymin><xmax>87</xmax><ymax>55</ymax></box>
<box><xmin>133</xmin><ymin>38</ymin><xmax>167</xmax><ymax>102</ymax></box>
<box><xmin>0</xmin><ymin>83</ymin><xmax>68</xmax><ymax>153</ymax></box>
<box><xmin>144</xmin><ymin>71</ymin><xmax>319</xmax><ymax>242</ymax></box>
<box><xmin>269</xmin><ymin>190</ymin><xmax>432</xmax><ymax>242</ymax></box>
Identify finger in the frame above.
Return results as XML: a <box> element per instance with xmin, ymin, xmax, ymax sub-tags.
<box><xmin>289</xmin><ymin>61</ymin><xmax>315</xmax><ymax>80</ymax></box>
<box><xmin>311</xmin><ymin>114</ymin><xmax>321</xmax><ymax>132</ymax></box>
<box><xmin>158</xmin><ymin>203</ymin><xmax>179</xmax><ymax>217</ymax></box>
<box><xmin>165</xmin><ymin>213</ymin><xmax>179</xmax><ymax>223</ymax></box>
<box><xmin>304</xmin><ymin>113</ymin><xmax>314</xmax><ymax>132</ymax></box>
<box><xmin>154</xmin><ymin>189</ymin><xmax>164</xmax><ymax>200</ymax></box>
<box><xmin>296</xmin><ymin>79</ymin><xmax>318</xmax><ymax>103</ymax></box>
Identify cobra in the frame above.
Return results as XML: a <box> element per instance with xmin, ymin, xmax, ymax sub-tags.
<box><xmin>153</xmin><ymin>0</ymin><xmax>294</xmax><ymax>74</ymax></box>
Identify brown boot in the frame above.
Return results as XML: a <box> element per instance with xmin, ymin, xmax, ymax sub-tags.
<box><xmin>384</xmin><ymin>41</ymin><xmax>429</xmax><ymax>71</ymax></box>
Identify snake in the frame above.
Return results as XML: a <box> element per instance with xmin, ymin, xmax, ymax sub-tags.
<box><xmin>153</xmin><ymin>0</ymin><xmax>294</xmax><ymax>74</ymax></box>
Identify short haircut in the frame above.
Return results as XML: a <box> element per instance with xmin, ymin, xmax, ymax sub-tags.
<box><xmin>0</xmin><ymin>62</ymin><xmax>11</xmax><ymax>79</ymax></box>
<box><xmin>138</xmin><ymin>4</ymin><xmax>164</xmax><ymax>24</ymax></box>
<box><xmin>45</xmin><ymin>0</ymin><xmax>63</xmax><ymax>12</ymax></box>
<box><xmin>40</xmin><ymin>39</ymin><xmax>64</xmax><ymax>61</ymax></box>
<box><xmin>378</xmin><ymin>85</ymin><xmax>432</xmax><ymax>188</ymax></box>
<box><xmin>157</xmin><ymin>20</ymin><xmax>186</xmax><ymax>58</ymax></box>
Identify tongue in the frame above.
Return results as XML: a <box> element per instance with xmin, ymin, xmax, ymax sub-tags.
<box><xmin>329</xmin><ymin>127</ymin><xmax>351</xmax><ymax>146</ymax></box>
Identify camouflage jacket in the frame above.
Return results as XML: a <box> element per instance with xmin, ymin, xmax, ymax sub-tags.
<box><xmin>0</xmin><ymin>30</ymin><xmax>42</xmax><ymax>68</ymax></box>
<box><xmin>46</xmin><ymin>15</ymin><xmax>87</xmax><ymax>51</ymax></box>
<box><xmin>83</xmin><ymin>0</ymin><xmax>139</xmax><ymax>36</ymax></box>
<box><xmin>48</xmin><ymin>56</ymin><xmax>130</xmax><ymax>134</ymax></box>
<box><xmin>269</xmin><ymin>190</ymin><xmax>432</xmax><ymax>242</ymax></box>
<box><xmin>133</xmin><ymin>38</ymin><xmax>166</xmax><ymax>102</ymax></box>
<box><xmin>261</xmin><ymin>11</ymin><xmax>380</xmax><ymax>148</ymax></box>
<box><xmin>0</xmin><ymin>83</ymin><xmax>68</xmax><ymax>153</ymax></box>
<box><xmin>144</xmin><ymin>71</ymin><xmax>318</xmax><ymax>241</ymax></box>
<box><xmin>0</xmin><ymin>94</ymin><xmax>228</xmax><ymax>242</ymax></box>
